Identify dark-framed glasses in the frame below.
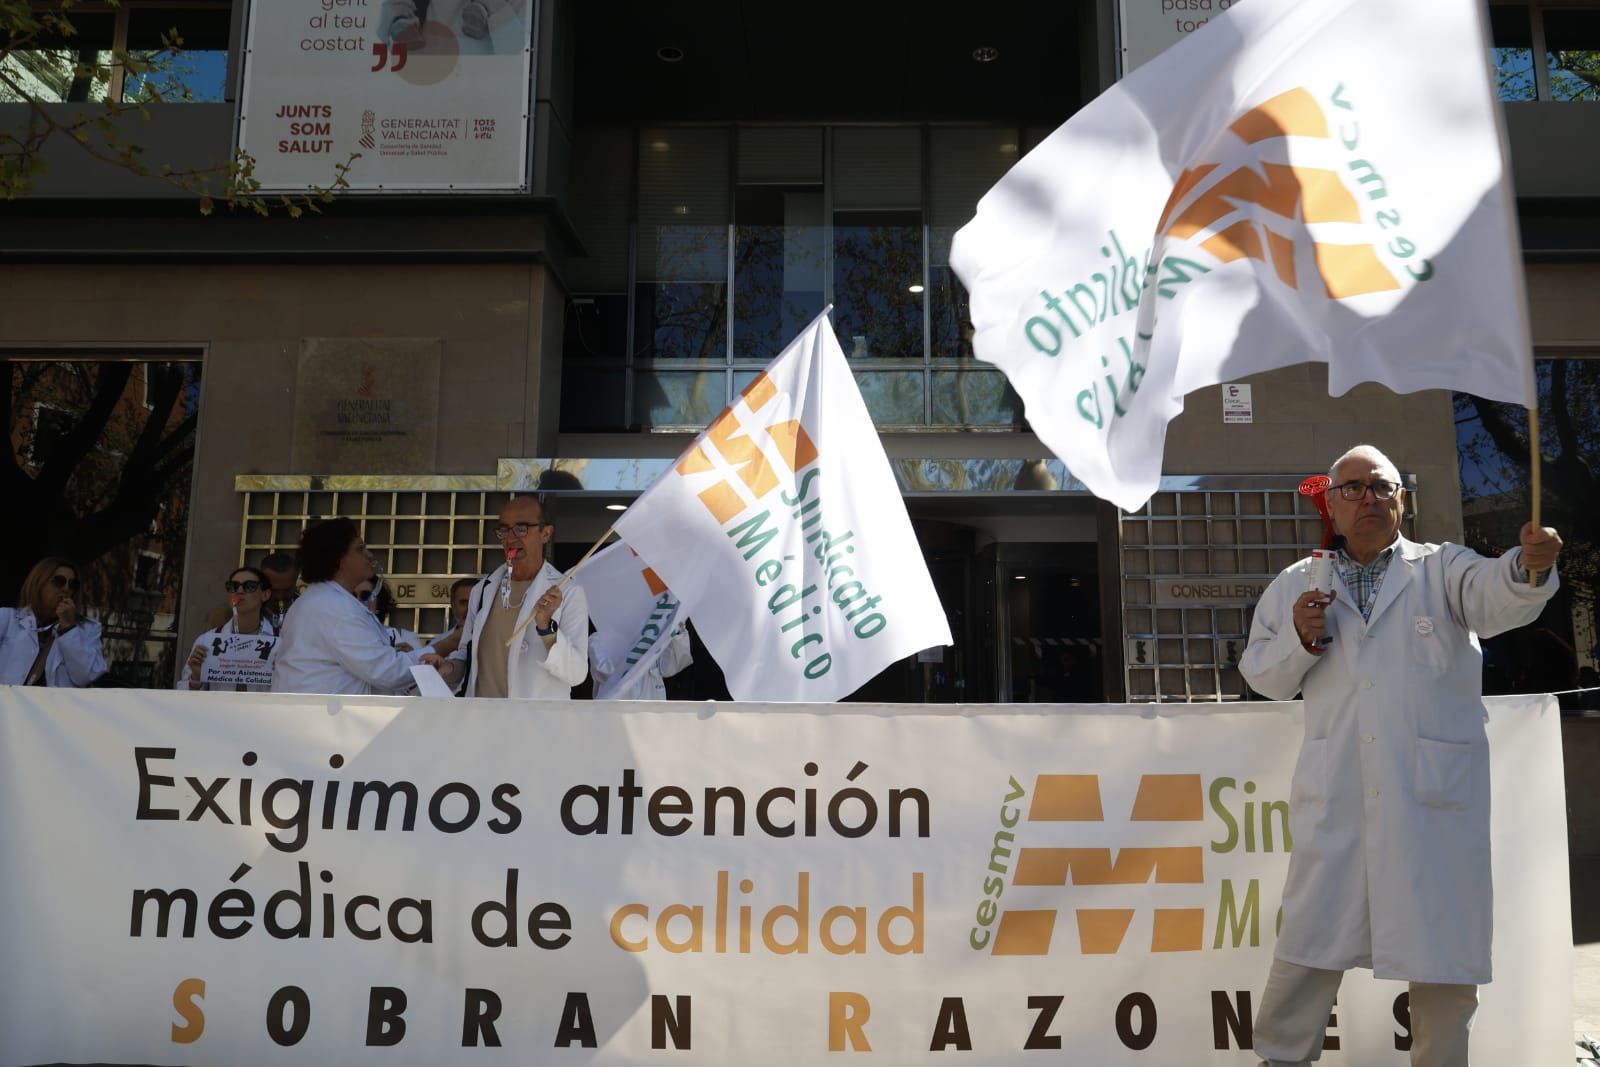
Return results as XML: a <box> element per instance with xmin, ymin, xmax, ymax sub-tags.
<box><xmin>1334</xmin><ymin>479</ymin><xmax>1400</xmax><ymax>501</ymax></box>
<box><xmin>224</xmin><ymin>580</ymin><xmax>263</xmax><ymax>593</ymax></box>
<box><xmin>47</xmin><ymin>575</ymin><xmax>81</xmax><ymax>593</ymax></box>
<box><xmin>494</xmin><ymin>522</ymin><xmax>546</xmax><ymax>540</ymax></box>
<box><xmin>356</xmin><ymin>588</ymin><xmax>375</xmax><ymax>602</ymax></box>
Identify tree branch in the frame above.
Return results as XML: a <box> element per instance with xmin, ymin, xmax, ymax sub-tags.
<box><xmin>37</xmin><ymin>361</ymin><xmax>130</xmax><ymax>496</ymax></box>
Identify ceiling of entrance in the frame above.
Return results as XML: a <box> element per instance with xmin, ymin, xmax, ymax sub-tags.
<box><xmin>572</xmin><ymin>1</ymin><xmax>1091</xmax><ymax>123</ymax></box>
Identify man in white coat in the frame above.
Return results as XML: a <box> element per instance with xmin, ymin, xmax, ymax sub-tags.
<box><xmin>449</xmin><ymin>495</ymin><xmax>588</xmax><ymax>699</ymax></box>
<box><xmin>1240</xmin><ymin>444</ymin><xmax>1564</xmax><ymax>1067</ymax></box>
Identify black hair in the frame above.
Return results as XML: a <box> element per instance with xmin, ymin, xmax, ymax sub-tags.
<box><xmin>298</xmin><ymin>518</ymin><xmax>361</xmax><ymax>583</ymax></box>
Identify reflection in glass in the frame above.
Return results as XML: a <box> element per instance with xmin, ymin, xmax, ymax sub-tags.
<box><xmin>1544</xmin><ymin>9</ymin><xmax>1600</xmax><ymax>102</ymax></box>
<box><xmin>734</xmin><ymin>185</ymin><xmax>824</xmax><ymax>361</ymax></box>
<box><xmin>1489</xmin><ymin>5</ymin><xmax>1536</xmax><ymax>102</ymax></box>
<box><xmin>1454</xmin><ymin>358</ymin><xmax>1600</xmax><ymax>710</ymax></box>
<box><xmin>0</xmin><ymin>13</ymin><xmax>114</xmax><ymax>102</ymax></box>
<box><xmin>852</xmin><ymin>370</ymin><xmax>924</xmax><ymax>427</ymax></box>
<box><xmin>124</xmin><ymin>8</ymin><xmax>230</xmax><ymax>102</ymax></box>
<box><xmin>635</xmin><ymin>371</ymin><xmax>727</xmax><ymax>430</ymax></box>
<box><xmin>634</xmin><ymin>280</ymin><xmax>727</xmax><ymax>361</ymax></box>
<box><xmin>931</xmin><ymin>370</ymin><xmax>1024</xmax><ymax>428</ymax></box>
<box><xmin>833</xmin><ymin>210</ymin><xmax>923</xmax><ymax>360</ymax></box>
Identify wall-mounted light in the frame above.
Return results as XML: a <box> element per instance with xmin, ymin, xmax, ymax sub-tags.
<box><xmin>999</xmin><ymin>142</ymin><xmax>1018</xmax><ymax>154</ymax></box>
<box><xmin>605</xmin><ymin>504</ymin><xmax>628</xmax><ymax>512</ymax></box>
<box><xmin>656</xmin><ymin>45</ymin><xmax>684</xmax><ymax>63</ymax></box>
<box><xmin>650</xmin><ymin>140</ymin><xmax>671</xmax><ymax>152</ymax></box>
<box><xmin>972</xmin><ymin>45</ymin><xmax>1000</xmax><ymax>63</ymax></box>
<box><xmin>908</xmin><ymin>283</ymin><xmax>925</xmax><ymax>294</ymax></box>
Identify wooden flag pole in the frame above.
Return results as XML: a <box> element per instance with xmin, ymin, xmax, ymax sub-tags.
<box><xmin>1528</xmin><ymin>404</ymin><xmax>1547</xmax><ymax>588</ymax></box>
<box><xmin>506</xmin><ymin>526</ymin><xmax>617</xmax><ymax>647</ymax></box>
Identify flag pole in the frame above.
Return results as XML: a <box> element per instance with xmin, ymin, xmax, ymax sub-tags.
<box><xmin>506</xmin><ymin>526</ymin><xmax>616</xmax><ymax>647</ymax></box>
<box><xmin>1528</xmin><ymin>404</ymin><xmax>1547</xmax><ymax>588</ymax></box>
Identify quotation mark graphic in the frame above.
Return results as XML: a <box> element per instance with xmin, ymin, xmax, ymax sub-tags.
<box><xmin>370</xmin><ymin>43</ymin><xmax>409</xmax><ymax>72</ymax></box>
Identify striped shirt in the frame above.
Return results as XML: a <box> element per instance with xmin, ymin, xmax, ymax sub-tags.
<box><xmin>1335</xmin><ymin>542</ymin><xmax>1397</xmax><ymax>622</ymax></box>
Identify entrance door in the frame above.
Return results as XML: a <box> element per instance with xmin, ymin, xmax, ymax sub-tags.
<box><xmin>991</xmin><ymin>543</ymin><xmax>1104</xmax><ymax>703</ymax></box>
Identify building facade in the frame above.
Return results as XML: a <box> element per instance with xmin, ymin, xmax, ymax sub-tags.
<box><xmin>2</xmin><ymin>0</ymin><xmax>1595</xmax><ymax>704</ymax></box>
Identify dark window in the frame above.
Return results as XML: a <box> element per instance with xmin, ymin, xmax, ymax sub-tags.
<box><xmin>124</xmin><ymin>7</ymin><xmax>232</xmax><ymax>103</ymax></box>
<box><xmin>1544</xmin><ymin>8</ymin><xmax>1600</xmax><ymax>102</ymax></box>
<box><xmin>1490</xmin><ymin>5</ymin><xmax>1537</xmax><ymax>101</ymax></box>
<box><xmin>1455</xmin><ymin>357</ymin><xmax>1600</xmax><ymax>711</ymax></box>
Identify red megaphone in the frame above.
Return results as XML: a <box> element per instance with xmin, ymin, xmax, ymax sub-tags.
<box><xmin>1298</xmin><ymin>475</ymin><xmax>1336</xmax><ymax>549</ymax></box>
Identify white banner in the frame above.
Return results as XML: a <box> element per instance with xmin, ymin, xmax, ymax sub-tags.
<box><xmin>236</xmin><ymin>0</ymin><xmax>535</xmax><ymax>191</ymax></box>
<box><xmin>574</xmin><ymin>541</ymin><xmax>683</xmax><ymax>700</ymax></box>
<box><xmin>614</xmin><ymin>313</ymin><xmax>952</xmax><ymax>702</ymax></box>
<box><xmin>952</xmin><ymin>0</ymin><xmax>1530</xmax><ymax>512</ymax></box>
<box><xmin>0</xmin><ymin>690</ymin><xmax>1571</xmax><ymax>1065</ymax></box>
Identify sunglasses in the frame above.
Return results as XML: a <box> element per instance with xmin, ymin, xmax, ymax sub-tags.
<box><xmin>47</xmin><ymin>575</ymin><xmax>81</xmax><ymax>593</ymax></box>
<box><xmin>356</xmin><ymin>588</ymin><xmax>375</xmax><ymax>602</ymax></box>
<box><xmin>224</xmin><ymin>580</ymin><xmax>264</xmax><ymax>593</ymax></box>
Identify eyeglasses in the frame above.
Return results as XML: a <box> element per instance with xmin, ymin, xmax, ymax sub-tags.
<box><xmin>494</xmin><ymin>522</ymin><xmax>547</xmax><ymax>540</ymax></box>
<box><xmin>224</xmin><ymin>580</ymin><xmax>264</xmax><ymax>593</ymax></box>
<box><xmin>1333</xmin><ymin>479</ymin><xmax>1400</xmax><ymax>501</ymax></box>
<box><xmin>47</xmin><ymin>575</ymin><xmax>81</xmax><ymax>593</ymax></box>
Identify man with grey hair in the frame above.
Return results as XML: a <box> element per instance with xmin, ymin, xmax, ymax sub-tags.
<box><xmin>1240</xmin><ymin>443</ymin><xmax>1563</xmax><ymax>1067</ymax></box>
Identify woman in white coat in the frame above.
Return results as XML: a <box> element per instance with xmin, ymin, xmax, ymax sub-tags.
<box><xmin>0</xmin><ymin>556</ymin><xmax>107</xmax><ymax>687</ymax></box>
<box><xmin>1240</xmin><ymin>445</ymin><xmax>1563</xmax><ymax>1067</ymax></box>
<box><xmin>177</xmin><ymin>566</ymin><xmax>278</xmax><ymax>692</ymax></box>
<box><xmin>272</xmin><ymin>518</ymin><xmax>449</xmax><ymax>696</ymax></box>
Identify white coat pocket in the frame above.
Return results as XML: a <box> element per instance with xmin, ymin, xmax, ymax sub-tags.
<box><xmin>1291</xmin><ymin>737</ymin><xmax>1328</xmax><ymax>805</ymax></box>
<box><xmin>1415</xmin><ymin>737</ymin><xmax>1475</xmax><ymax>809</ymax></box>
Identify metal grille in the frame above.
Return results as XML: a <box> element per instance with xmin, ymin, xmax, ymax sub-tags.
<box><xmin>238</xmin><ymin>489</ymin><xmax>514</xmax><ymax>637</ymax></box>
<box><xmin>1120</xmin><ymin>477</ymin><xmax>1417</xmax><ymax>703</ymax></box>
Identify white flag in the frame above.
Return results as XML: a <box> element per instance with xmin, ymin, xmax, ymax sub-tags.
<box><xmin>614</xmin><ymin>312</ymin><xmax>952</xmax><ymax>702</ymax></box>
<box><xmin>572</xmin><ymin>540</ymin><xmax>683</xmax><ymax>700</ymax></box>
<box><xmin>951</xmin><ymin>0</ymin><xmax>1531</xmax><ymax>512</ymax></box>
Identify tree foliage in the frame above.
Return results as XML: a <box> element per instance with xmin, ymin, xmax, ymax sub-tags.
<box><xmin>0</xmin><ymin>0</ymin><xmax>355</xmax><ymax>212</ymax></box>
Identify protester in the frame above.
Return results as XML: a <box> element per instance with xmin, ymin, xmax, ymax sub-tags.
<box><xmin>0</xmin><ymin>556</ymin><xmax>108</xmax><ymax>687</ymax></box>
<box><xmin>449</xmin><ymin>495</ymin><xmax>587</xmax><ymax>698</ymax></box>
<box><xmin>590</xmin><ymin>621</ymin><xmax>692</xmax><ymax>700</ymax></box>
<box><xmin>426</xmin><ymin>577</ymin><xmax>479</xmax><ymax>659</ymax></box>
<box><xmin>271</xmin><ymin>518</ymin><xmax>449</xmax><ymax>696</ymax></box>
<box><xmin>1240</xmin><ymin>444</ymin><xmax>1563</xmax><ymax>1067</ymax></box>
<box><xmin>177</xmin><ymin>566</ymin><xmax>278</xmax><ymax>692</ymax></box>
<box><xmin>355</xmin><ymin>577</ymin><xmax>425</xmax><ymax>653</ymax></box>
<box><xmin>260</xmin><ymin>551</ymin><xmax>301</xmax><ymax>632</ymax></box>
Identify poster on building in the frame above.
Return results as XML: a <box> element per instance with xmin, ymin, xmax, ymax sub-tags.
<box><xmin>0</xmin><ymin>690</ymin><xmax>1571</xmax><ymax>1065</ymax></box>
<box><xmin>1118</xmin><ymin>0</ymin><xmax>1236</xmax><ymax>73</ymax></box>
<box><xmin>196</xmin><ymin>632</ymin><xmax>278</xmax><ymax>689</ymax></box>
<box><xmin>236</xmin><ymin>0</ymin><xmax>536</xmax><ymax>192</ymax></box>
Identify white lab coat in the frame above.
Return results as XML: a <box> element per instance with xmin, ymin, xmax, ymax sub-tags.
<box><xmin>590</xmin><ymin>626</ymin><xmax>693</xmax><ymax>701</ymax></box>
<box><xmin>175</xmin><ymin>616</ymin><xmax>277</xmax><ymax>692</ymax></box>
<box><xmin>451</xmin><ymin>562</ymin><xmax>588</xmax><ymax>699</ymax></box>
<box><xmin>271</xmin><ymin>581</ymin><xmax>422</xmax><ymax>696</ymax></box>
<box><xmin>1241</xmin><ymin>537</ymin><xmax>1558</xmax><ymax>984</ymax></box>
<box><xmin>0</xmin><ymin>608</ymin><xmax>107</xmax><ymax>687</ymax></box>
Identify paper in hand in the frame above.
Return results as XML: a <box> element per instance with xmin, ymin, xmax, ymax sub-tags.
<box><xmin>409</xmin><ymin>664</ymin><xmax>456</xmax><ymax>699</ymax></box>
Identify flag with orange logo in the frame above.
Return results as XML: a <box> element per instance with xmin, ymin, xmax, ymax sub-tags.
<box><xmin>613</xmin><ymin>312</ymin><xmax>952</xmax><ymax>702</ymax></box>
<box><xmin>572</xmin><ymin>540</ymin><xmax>685</xmax><ymax>700</ymax></box>
<box><xmin>951</xmin><ymin>0</ymin><xmax>1530</xmax><ymax>511</ymax></box>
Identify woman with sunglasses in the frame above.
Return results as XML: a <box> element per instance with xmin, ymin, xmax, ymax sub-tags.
<box><xmin>0</xmin><ymin>556</ymin><xmax>108</xmax><ymax>687</ymax></box>
<box><xmin>176</xmin><ymin>567</ymin><xmax>279</xmax><ymax>692</ymax></box>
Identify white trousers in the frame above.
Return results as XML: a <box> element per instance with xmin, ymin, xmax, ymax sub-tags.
<box><xmin>1254</xmin><ymin>958</ymin><xmax>1478</xmax><ymax>1067</ymax></box>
